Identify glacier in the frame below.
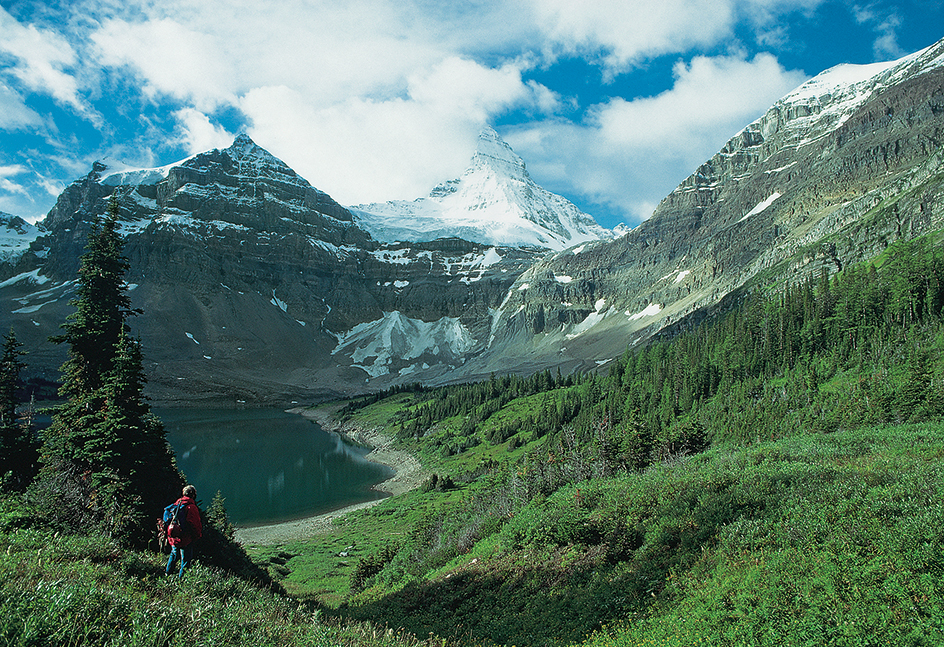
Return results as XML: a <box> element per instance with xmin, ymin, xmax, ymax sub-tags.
<box><xmin>331</xmin><ymin>311</ymin><xmax>477</xmax><ymax>378</ymax></box>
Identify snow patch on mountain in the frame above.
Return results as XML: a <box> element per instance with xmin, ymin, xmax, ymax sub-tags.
<box><xmin>0</xmin><ymin>269</ymin><xmax>49</xmax><ymax>289</ymax></box>
<box><xmin>270</xmin><ymin>291</ymin><xmax>288</xmax><ymax>312</ymax></box>
<box><xmin>353</xmin><ymin>127</ymin><xmax>613</xmax><ymax>250</ymax></box>
<box><xmin>766</xmin><ymin>162</ymin><xmax>797</xmax><ymax>174</ymax></box>
<box><xmin>331</xmin><ymin>311</ymin><xmax>476</xmax><ymax>378</ymax></box>
<box><xmin>566</xmin><ymin>298</ymin><xmax>609</xmax><ymax>340</ymax></box>
<box><xmin>740</xmin><ymin>192</ymin><xmax>782</xmax><ymax>222</ymax></box>
<box><xmin>0</xmin><ymin>213</ymin><xmax>43</xmax><ymax>264</ymax></box>
<box><xmin>628</xmin><ymin>303</ymin><xmax>663</xmax><ymax>320</ymax></box>
<box><xmin>8</xmin><ymin>276</ymin><xmax>74</xmax><ymax>314</ymax></box>
<box><xmin>371</xmin><ymin>248</ymin><xmax>430</xmax><ymax>265</ymax></box>
<box><xmin>98</xmin><ymin>157</ymin><xmax>188</xmax><ymax>186</ymax></box>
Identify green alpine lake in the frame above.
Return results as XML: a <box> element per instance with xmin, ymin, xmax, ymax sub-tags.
<box><xmin>161</xmin><ymin>408</ymin><xmax>393</xmax><ymax>526</ymax></box>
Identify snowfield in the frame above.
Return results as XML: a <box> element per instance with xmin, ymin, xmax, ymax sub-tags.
<box><xmin>331</xmin><ymin>311</ymin><xmax>477</xmax><ymax>378</ymax></box>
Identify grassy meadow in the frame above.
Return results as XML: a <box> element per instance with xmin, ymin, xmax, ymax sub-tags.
<box><xmin>245</xmin><ymin>409</ymin><xmax>944</xmax><ymax>647</ymax></box>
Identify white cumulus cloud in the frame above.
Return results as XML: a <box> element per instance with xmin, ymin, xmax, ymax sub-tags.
<box><xmin>240</xmin><ymin>57</ymin><xmax>556</xmax><ymax>204</ymax></box>
<box><xmin>1</xmin><ymin>0</ymin><xmax>921</xmax><ymax>229</ymax></box>
<box><xmin>174</xmin><ymin>108</ymin><xmax>235</xmax><ymax>155</ymax></box>
<box><xmin>507</xmin><ymin>53</ymin><xmax>808</xmax><ymax>223</ymax></box>
<box><xmin>0</xmin><ymin>7</ymin><xmax>91</xmax><ymax>119</ymax></box>
<box><xmin>532</xmin><ymin>0</ymin><xmax>737</xmax><ymax>72</ymax></box>
<box><xmin>530</xmin><ymin>0</ymin><xmax>825</xmax><ymax>74</ymax></box>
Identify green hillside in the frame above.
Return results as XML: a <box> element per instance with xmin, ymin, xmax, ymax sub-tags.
<box><xmin>5</xmin><ymin>229</ymin><xmax>944</xmax><ymax>645</ymax></box>
<box><xmin>0</xmin><ymin>502</ymin><xmax>437</xmax><ymax>646</ymax></box>
<box><xmin>312</xmin><ymin>421</ymin><xmax>943</xmax><ymax>646</ymax></box>
<box><xmin>260</xmin><ymin>234</ymin><xmax>944</xmax><ymax>645</ymax></box>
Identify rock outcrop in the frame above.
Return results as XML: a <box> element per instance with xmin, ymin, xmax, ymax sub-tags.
<box><xmin>0</xmin><ymin>136</ymin><xmax>544</xmax><ymax>403</ymax></box>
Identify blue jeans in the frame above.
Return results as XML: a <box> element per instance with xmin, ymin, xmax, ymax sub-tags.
<box><xmin>165</xmin><ymin>544</ymin><xmax>194</xmax><ymax>578</ymax></box>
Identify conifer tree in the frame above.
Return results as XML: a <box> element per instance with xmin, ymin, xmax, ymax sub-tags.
<box><xmin>208</xmin><ymin>489</ymin><xmax>235</xmax><ymax>541</ymax></box>
<box><xmin>0</xmin><ymin>329</ymin><xmax>24</xmax><ymax>428</ymax></box>
<box><xmin>0</xmin><ymin>328</ymin><xmax>34</xmax><ymax>486</ymax></box>
<box><xmin>41</xmin><ymin>198</ymin><xmax>183</xmax><ymax>544</ymax></box>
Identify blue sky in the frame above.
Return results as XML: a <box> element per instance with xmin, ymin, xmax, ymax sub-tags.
<box><xmin>0</xmin><ymin>0</ymin><xmax>941</xmax><ymax>230</ymax></box>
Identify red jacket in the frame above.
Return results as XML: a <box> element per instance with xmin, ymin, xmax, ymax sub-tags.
<box><xmin>167</xmin><ymin>496</ymin><xmax>203</xmax><ymax>547</ymax></box>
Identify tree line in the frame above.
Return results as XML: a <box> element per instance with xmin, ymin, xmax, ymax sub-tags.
<box><xmin>369</xmin><ymin>235</ymin><xmax>944</xmax><ymax>478</ymax></box>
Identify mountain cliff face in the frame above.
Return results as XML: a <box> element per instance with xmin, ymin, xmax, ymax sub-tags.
<box><xmin>0</xmin><ymin>135</ymin><xmax>548</xmax><ymax>403</ymax></box>
<box><xmin>462</xmin><ymin>39</ymin><xmax>944</xmax><ymax>380</ymax></box>
<box><xmin>352</xmin><ymin>127</ymin><xmax>614</xmax><ymax>251</ymax></box>
<box><xmin>1</xmin><ymin>39</ymin><xmax>942</xmax><ymax>403</ymax></box>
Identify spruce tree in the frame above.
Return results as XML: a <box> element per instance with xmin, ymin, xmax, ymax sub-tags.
<box><xmin>0</xmin><ymin>328</ymin><xmax>34</xmax><ymax>486</ymax></box>
<box><xmin>41</xmin><ymin>198</ymin><xmax>183</xmax><ymax>544</ymax></box>
<box><xmin>0</xmin><ymin>329</ymin><xmax>24</xmax><ymax>428</ymax></box>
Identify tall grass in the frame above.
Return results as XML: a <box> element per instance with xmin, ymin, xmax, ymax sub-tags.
<box><xmin>0</xmin><ymin>516</ymin><xmax>445</xmax><ymax>647</ymax></box>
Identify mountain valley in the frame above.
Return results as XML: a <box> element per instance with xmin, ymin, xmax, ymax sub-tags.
<box><xmin>1</xmin><ymin>37</ymin><xmax>943</xmax><ymax>404</ymax></box>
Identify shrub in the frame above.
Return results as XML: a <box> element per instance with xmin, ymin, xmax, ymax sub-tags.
<box><xmin>24</xmin><ymin>458</ymin><xmax>104</xmax><ymax>535</ymax></box>
<box><xmin>351</xmin><ymin>543</ymin><xmax>400</xmax><ymax>593</ymax></box>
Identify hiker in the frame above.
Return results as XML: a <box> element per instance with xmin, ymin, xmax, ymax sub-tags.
<box><xmin>165</xmin><ymin>484</ymin><xmax>203</xmax><ymax>578</ymax></box>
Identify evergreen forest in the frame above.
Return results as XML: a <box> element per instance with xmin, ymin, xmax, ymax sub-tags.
<box><xmin>324</xmin><ymin>234</ymin><xmax>944</xmax><ymax>645</ymax></box>
<box><xmin>350</xmin><ymin>235</ymin><xmax>944</xmax><ymax>469</ymax></box>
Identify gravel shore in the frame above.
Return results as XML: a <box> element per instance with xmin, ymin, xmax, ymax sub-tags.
<box><xmin>234</xmin><ymin>406</ymin><xmax>429</xmax><ymax>546</ymax></box>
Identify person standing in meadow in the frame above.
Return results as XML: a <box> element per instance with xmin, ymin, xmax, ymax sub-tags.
<box><xmin>164</xmin><ymin>484</ymin><xmax>203</xmax><ymax>578</ymax></box>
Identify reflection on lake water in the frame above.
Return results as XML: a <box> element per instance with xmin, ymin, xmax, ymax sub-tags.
<box><xmin>160</xmin><ymin>408</ymin><xmax>394</xmax><ymax>527</ymax></box>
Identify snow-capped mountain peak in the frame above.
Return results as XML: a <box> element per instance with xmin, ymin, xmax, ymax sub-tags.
<box><xmin>430</xmin><ymin>127</ymin><xmax>528</xmax><ymax>199</ymax></box>
<box><xmin>96</xmin><ymin>134</ymin><xmax>291</xmax><ymax>189</ymax></box>
<box><xmin>223</xmin><ymin>133</ymin><xmax>294</xmax><ymax>174</ymax></box>
<box><xmin>353</xmin><ymin>127</ymin><xmax>612</xmax><ymax>250</ymax></box>
<box><xmin>785</xmin><ymin>37</ymin><xmax>944</xmax><ymax>105</ymax></box>
<box><xmin>768</xmin><ymin>38</ymin><xmax>944</xmax><ymax>142</ymax></box>
<box><xmin>0</xmin><ymin>212</ymin><xmax>43</xmax><ymax>264</ymax></box>
<box><xmin>468</xmin><ymin>125</ymin><xmax>529</xmax><ymax>180</ymax></box>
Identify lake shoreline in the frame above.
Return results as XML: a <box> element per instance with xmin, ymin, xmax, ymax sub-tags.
<box><xmin>234</xmin><ymin>405</ymin><xmax>429</xmax><ymax>546</ymax></box>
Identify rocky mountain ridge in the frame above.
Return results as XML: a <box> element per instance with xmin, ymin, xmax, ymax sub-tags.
<box><xmin>458</xmin><ymin>38</ymin><xmax>944</xmax><ymax>381</ymax></box>
<box><xmin>0</xmin><ymin>135</ymin><xmax>555</xmax><ymax>403</ymax></box>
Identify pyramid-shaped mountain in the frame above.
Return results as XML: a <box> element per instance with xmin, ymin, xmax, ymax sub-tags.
<box><xmin>352</xmin><ymin>127</ymin><xmax>613</xmax><ymax>251</ymax></box>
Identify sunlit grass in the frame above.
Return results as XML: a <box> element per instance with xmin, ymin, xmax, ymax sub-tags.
<box><xmin>0</xmin><ymin>523</ymin><xmax>444</xmax><ymax>646</ymax></box>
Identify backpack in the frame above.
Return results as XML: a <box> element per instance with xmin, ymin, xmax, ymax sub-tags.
<box><xmin>163</xmin><ymin>502</ymin><xmax>190</xmax><ymax>538</ymax></box>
